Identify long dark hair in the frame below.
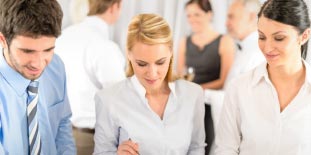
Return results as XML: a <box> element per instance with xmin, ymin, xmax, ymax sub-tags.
<box><xmin>258</xmin><ymin>0</ymin><xmax>310</xmax><ymax>59</ymax></box>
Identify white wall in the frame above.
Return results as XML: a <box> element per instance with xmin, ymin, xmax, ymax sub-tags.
<box><xmin>59</xmin><ymin>0</ymin><xmax>231</xmax><ymax>54</ymax></box>
<box><xmin>58</xmin><ymin>0</ymin><xmax>311</xmax><ymax>63</ymax></box>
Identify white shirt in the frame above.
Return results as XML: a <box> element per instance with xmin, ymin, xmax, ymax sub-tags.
<box><xmin>205</xmin><ymin>32</ymin><xmax>265</xmax><ymax>133</ymax></box>
<box><xmin>225</xmin><ymin>31</ymin><xmax>265</xmax><ymax>89</ymax></box>
<box><xmin>94</xmin><ymin>76</ymin><xmax>206</xmax><ymax>155</ymax></box>
<box><xmin>55</xmin><ymin>16</ymin><xmax>126</xmax><ymax>128</ymax></box>
<box><xmin>215</xmin><ymin>61</ymin><xmax>311</xmax><ymax>155</ymax></box>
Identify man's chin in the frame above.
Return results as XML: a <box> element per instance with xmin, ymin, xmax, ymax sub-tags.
<box><xmin>23</xmin><ymin>73</ymin><xmax>42</xmax><ymax>80</ymax></box>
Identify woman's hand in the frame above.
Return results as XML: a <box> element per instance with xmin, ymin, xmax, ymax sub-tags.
<box><xmin>117</xmin><ymin>140</ymin><xmax>139</xmax><ymax>155</ymax></box>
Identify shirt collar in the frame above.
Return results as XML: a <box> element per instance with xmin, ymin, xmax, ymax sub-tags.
<box><xmin>0</xmin><ymin>49</ymin><xmax>31</xmax><ymax>96</ymax></box>
<box><xmin>130</xmin><ymin>75</ymin><xmax>176</xmax><ymax>100</ymax></box>
<box><xmin>241</xmin><ymin>31</ymin><xmax>258</xmax><ymax>44</ymax></box>
<box><xmin>251</xmin><ymin>60</ymin><xmax>311</xmax><ymax>87</ymax></box>
<box><xmin>238</xmin><ymin>31</ymin><xmax>259</xmax><ymax>52</ymax></box>
<box><xmin>251</xmin><ymin>62</ymin><xmax>269</xmax><ymax>87</ymax></box>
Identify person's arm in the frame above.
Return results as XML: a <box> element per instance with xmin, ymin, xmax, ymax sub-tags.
<box><xmin>177</xmin><ymin>37</ymin><xmax>187</xmax><ymax>77</ymax></box>
<box><xmin>55</xmin><ymin>89</ymin><xmax>76</xmax><ymax>154</ymax></box>
<box><xmin>201</xmin><ymin>35</ymin><xmax>235</xmax><ymax>89</ymax></box>
<box><xmin>55</xmin><ymin>67</ymin><xmax>76</xmax><ymax>155</ymax></box>
<box><xmin>94</xmin><ymin>93</ymin><xmax>139</xmax><ymax>155</ymax></box>
<box><xmin>93</xmin><ymin>91</ymin><xmax>119</xmax><ymax>155</ymax></box>
<box><xmin>214</xmin><ymin>83</ymin><xmax>241</xmax><ymax>155</ymax></box>
<box><xmin>188</xmin><ymin>87</ymin><xmax>206</xmax><ymax>154</ymax></box>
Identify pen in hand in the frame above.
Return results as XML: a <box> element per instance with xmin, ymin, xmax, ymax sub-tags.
<box><xmin>129</xmin><ymin>138</ymin><xmax>140</xmax><ymax>155</ymax></box>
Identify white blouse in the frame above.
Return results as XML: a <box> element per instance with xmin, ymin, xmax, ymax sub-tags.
<box><xmin>94</xmin><ymin>76</ymin><xmax>206</xmax><ymax>155</ymax></box>
<box><xmin>215</xmin><ymin>61</ymin><xmax>311</xmax><ymax>155</ymax></box>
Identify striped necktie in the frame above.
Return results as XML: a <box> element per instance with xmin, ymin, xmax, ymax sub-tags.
<box><xmin>27</xmin><ymin>80</ymin><xmax>41</xmax><ymax>155</ymax></box>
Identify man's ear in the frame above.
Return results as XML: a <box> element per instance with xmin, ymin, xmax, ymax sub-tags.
<box><xmin>300</xmin><ymin>28</ymin><xmax>311</xmax><ymax>45</ymax></box>
<box><xmin>110</xmin><ymin>2</ymin><xmax>120</xmax><ymax>14</ymax></box>
<box><xmin>0</xmin><ymin>32</ymin><xmax>8</xmax><ymax>48</ymax></box>
<box><xmin>248</xmin><ymin>12</ymin><xmax>257</xmax><ymax>23</ymax></box>
<box><xmin>206</xmin><ymin>12</ymin><xmax>213</xmax><ymax>21</ymax></box>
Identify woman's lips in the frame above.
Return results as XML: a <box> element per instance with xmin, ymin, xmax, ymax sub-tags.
<box><xmin>265</xmin><ymin>53</ymin><xmax>279</xmax><ymax>60</ymax></box>
<box><xmin>145</xmin><ymin>79</ymin><xmax>157</xmax><ymax>84</ymax></box>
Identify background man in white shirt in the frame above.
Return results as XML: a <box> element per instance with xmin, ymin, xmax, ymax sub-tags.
<box><xmin>205</xmin><ymin>1</ymin><xmax>265</xmax><ymax>152</ymax></box>
<box><xmin>225</xmin><ymin>0</ymin><xmax>265</xmax><ymax>87</ymax></box>
<box><xmin>55</xmin><ymin>0</ymin><xmax>125</xmax><ymax>154</ymax></box>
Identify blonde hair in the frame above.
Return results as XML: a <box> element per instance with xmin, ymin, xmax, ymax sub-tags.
<box><xmin>126</xmin><ymin>13</ymin><xmax>176</xmax><ymax>82</ymax></box>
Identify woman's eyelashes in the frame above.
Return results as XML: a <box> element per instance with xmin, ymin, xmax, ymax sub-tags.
<box><xmin>258</xmin><ymin>36</ymin><xmax>265</xmax><ymax>40</ymax></box>
<box><xmin>136</xmin><ymin>60</ymin><xmax>166</xmax><ymax>67</ymax></box>
<box><xmin>156</xmin><ymin>60</ymin><xmax>165</xmax><ymax>65</ymax></box>
<box><xmin>274</xmin><ymin>36</ymin><xmax>285</xmax><ymax>41</ymax></box>
<box><xmin>258</xmin><ymin>35</ymin><xmax>285</xmax><ymax>41</ymax></box>
<box><xmin>137</xmin><ymin>62</ymin><xmax>147</xmax><ymax>67</ymax></box>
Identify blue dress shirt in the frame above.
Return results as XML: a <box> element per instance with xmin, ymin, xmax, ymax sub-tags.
<box><xmin>0</xmin><ymin>52</ymin><xmax>76</xmax><ymax>155</ymax></box>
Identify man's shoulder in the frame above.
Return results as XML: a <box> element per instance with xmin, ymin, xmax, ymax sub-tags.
<box><xmin>47</xmin><ymin>54</ymin><xmax>65</xmax><ymax>71</ymax></box>
<box><xmin>62</xmin><ymin>22</ymin><xmax>89</xmax><ymax>34</ymax></box>
<box><xmin>86</xmin><ymin>37</ymin><xmax>122</xmax><ymax>55</ymax></box>
<box><xmin>58</xmin><ymin>22</ymin><xmax>99</xmax><ymax>41</ymax></box>
<box><xmin>89</xmin><ymin>36</ymin><xmax>118</xmax><ymax>46</ymax></box>
<box><xmin>43</xmin><ymin>54</ymin><xmax>66</xmax><ymax>82</ymax></box>
<box><xmin>40</xmin><ymin>54</ymin><xmax>67</xmax><ymax>104</ymax></box>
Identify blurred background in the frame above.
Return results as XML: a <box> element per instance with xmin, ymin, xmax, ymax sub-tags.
<box><xmin>57</xmin><ymin>0</ymin><xmax>311</xmax><ymax>64</ymax></box>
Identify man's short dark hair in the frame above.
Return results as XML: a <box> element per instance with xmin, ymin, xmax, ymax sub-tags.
<box><xmin>0</xmin><ymin>0</ymin><xmax>63</xmax><ymax>45</ymax></box>
<box><xmin>88</xmin><ymin>0</ymin><xmax>121</xmax><ymax>16</ymax></box>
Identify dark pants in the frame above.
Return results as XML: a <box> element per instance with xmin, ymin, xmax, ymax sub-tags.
<box><xmin>205</xmin><ymin>104</ymin><xmax>214</xmax><ymax>155</ymax></box>
<box><xmin>73</xmin><ymin>127</ymin><xmax>95</xmax><ymax>155</ymax></box>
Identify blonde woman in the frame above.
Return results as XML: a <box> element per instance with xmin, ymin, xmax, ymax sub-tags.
<box><xmin>94</xmin><ymin>14</ymin><xmax>206</xmax><ymax>155</ymax></box>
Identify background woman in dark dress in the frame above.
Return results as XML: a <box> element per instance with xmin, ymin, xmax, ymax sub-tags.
<box><xmin>177</xmin><ymin>0</ymin><xmax>235</xmax><ymax>154</ymax></box>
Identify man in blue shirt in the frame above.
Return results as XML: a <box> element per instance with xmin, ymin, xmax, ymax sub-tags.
<box><xmin>0</xmin><ymin>0</ymin><xmax>76</xmax><ymax>154</ymax></box>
